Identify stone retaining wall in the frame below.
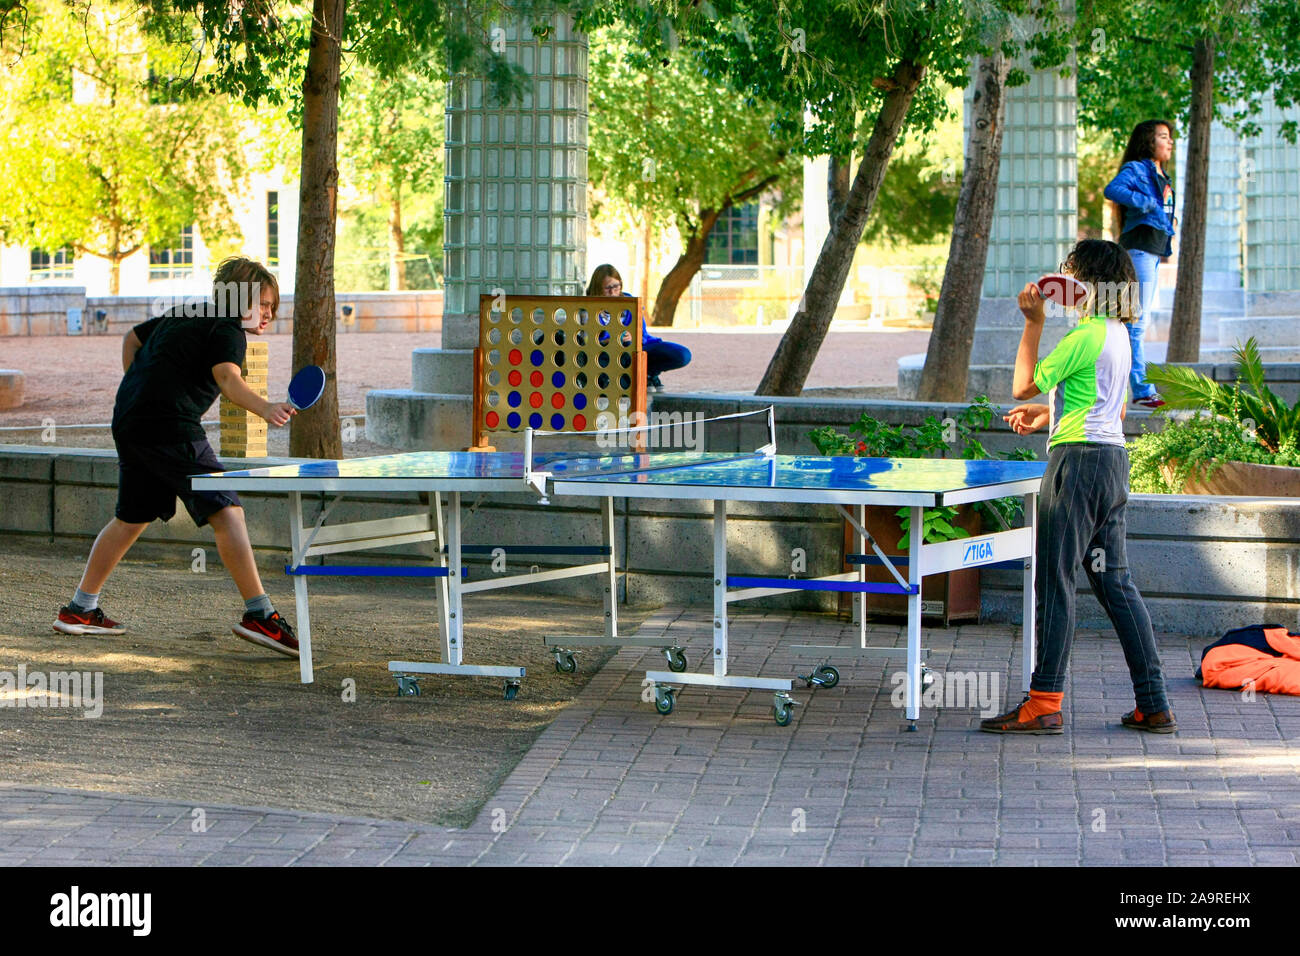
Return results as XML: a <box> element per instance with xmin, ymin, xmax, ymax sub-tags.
<box><xmin>1</xmin><ymin>287</ymin><xmax>443</xmax><ymax>337</ymax></box>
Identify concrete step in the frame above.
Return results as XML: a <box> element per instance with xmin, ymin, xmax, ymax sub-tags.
<box><xmin>411</xmin><ymin>348</ymin><xmax>474</xmax><ymax>394</ymax></box>
<box><xmin>1217</xmin><ymin>316</ymin><xmax>1300</xmax><ymax>348</ymax></box>
<box><xmin>365</xmin><ymin>390</ymin><xmax>473</xmax><ymax>451</ymax></box>
<box><xmin>1201</xmin><ymin>344</ymin><xmax>1300</xmax><ymax>365</ymax></box>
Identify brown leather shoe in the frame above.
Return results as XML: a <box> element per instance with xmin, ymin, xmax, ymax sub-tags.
<box><xmin>979</xmin><ymin>696</ymin><xmax>1064</xmax><ymax>735</ymax></box>
<box><xmin>1121</xmin><ymin>709</ymin><xmax>1177</xmax><ymax>734</ymax></box>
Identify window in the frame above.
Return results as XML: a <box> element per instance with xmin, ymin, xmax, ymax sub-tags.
<box><xmin>150</xmin><ymin>225</ymin><xmax>194</xmax><ymax>279</ymax></box>
<box><xmin>30</xmin><ymin>246</ymin><xmax>74</xmax><ymax>280</ymax></box>
<box><xmin>267</xmin><ymin>191</ymin><xmax>279</xmax><ymax>268</ymax></box>
<box><xmin>705</xmin><ymin>203</ymin><xmax>760</xmax><ymax>265</ymax></box>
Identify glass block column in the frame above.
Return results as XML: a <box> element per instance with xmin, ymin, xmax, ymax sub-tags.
<box><xmin>982</xmin><ymin>66</ymin><xmax>1078</xmax><ymax>298</ymax></box>
<box><xmin>1179</xmin><ymin>118</ymin><xmax>1243</xmax><ymax>279</ymax></box>
<box><xmin>442</xmin><ymin>14</ymin><xmax>588</xmax><ymax>351</ymax></box>
<box><xmin>1244</xmin><ymin>95</ymin><xmax>1300</xmax><ymax>293</ymax></box>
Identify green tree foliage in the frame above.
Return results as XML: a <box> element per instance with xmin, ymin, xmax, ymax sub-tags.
<box><xmin>338</xmin><ymin>62</ymin><xmax>444</xmax><ymax>290</ymax></box>
<box><xmin>1075</xmin><ymin>0</ymin><xmax>1300</xmax><ymax>361</ymax></box>
<box><xmin>589</xmin><ymin>0</ymin><xmax>1069</xmax><ymax>392</ymax></box>
<box><xmin>861</xmin><ymin>87</ymin><xmax>964</xmax><ymax>247</ymax></box>
<box><xmin>0</xmin><ymin>0</ymin><xmax>248</xmax><ymax>292</ymax></box>
<box><xmin>587</xmin><ymin>26</ymin><xmax>801</xmax><ymax>324</ymax></box>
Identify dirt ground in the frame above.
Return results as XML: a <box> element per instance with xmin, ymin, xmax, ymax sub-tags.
<box><xmin>0</xmin><ymin>533</ymin><xmax>651</xmax><ymax>826</ymax></box>
<box><xmin>0</xmin><ymin>328</ymin><xmax>928</xmax><ymax>454</ymax></box>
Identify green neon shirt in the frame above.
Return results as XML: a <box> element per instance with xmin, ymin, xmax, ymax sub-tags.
<box><xmin>1032</xmin><ymin>316</ymin><xmax>1131</xmax><ymax>448</ymax></box>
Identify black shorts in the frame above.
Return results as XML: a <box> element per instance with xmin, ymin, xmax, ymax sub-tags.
<box><xmin>114</xmin><ymin>438</ymin><xmax>241</xmax><ymax>527</ymax></box>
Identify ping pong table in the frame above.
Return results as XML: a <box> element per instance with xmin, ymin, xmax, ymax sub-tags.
<box><xmin>193</xmin><ymin>443</ymin><xmax>1046</xmax><ymax>727</ymax></box>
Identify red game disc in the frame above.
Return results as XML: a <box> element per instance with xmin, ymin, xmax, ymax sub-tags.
<box><xmin>530</xmin><ymin>370</ymin><xmax>544</xmax><ymax>387</ymax></box>
<box><xmin>573</xmin><ymin>414</ymin><xmax>587</xmax><ymax>431</ymax></box>
<box><xmin>508</xmin><ymin>369</ymin><xmax>522</xmax><ymax>387</ymax></box>
<box><xmin>508</xmin><ymin>348</ymin><xmax>523</xmax><ymax>365</ymax></box>
<box><xmin>1037</xmin><ymin>273</ymin><xmax>1089</xmax><ymax>308</ymax></box>
<box><xmin>529</xmin><ymin>392</ymin><xmax>543</xmax><ymax>408</ymax></box>
<box><xmin>485</xmin><ymin>410</ymin><xmax>499</xmax><ymax>428</ymax></box>
<box><xmin>551</xmin><ymin>393</ymin><xmax>565</xmax><ymax>408</ymax></box>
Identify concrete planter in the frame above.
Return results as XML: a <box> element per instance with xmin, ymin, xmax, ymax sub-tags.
<box><xmin>1161</xmin><ymin>459</ymin><xmax>1300</xmax><ymax>496</ymax></box>
<box><xmin>840</xmin><ymin>505</ymin><xmax>982</xmax><ymax>626</ymax></box>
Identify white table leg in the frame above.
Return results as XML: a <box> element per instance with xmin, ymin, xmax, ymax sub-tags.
<box><xmin>431</xmin><ymin>491</ymin><xmax>452</xmax><ymax>659</ymax></box>
<box><xmin>857</xmin><ymin>503</ymin><xmax>867</xmax><ymax>648</ymax></box>
<box><xmin>447</xmin><ymin>491</ymin><xmax>464</xmax><ymax>667</ymax></box>
<box><xmin>713</xmin><ymin>499</ymin><xmax>728</xmax><ymax>678</ymax></box>
<box><xmin>288</xmin><ymin>491</ymin><xmax>314</xmax><ymax>684</ymax></box>
<box><xmin>1022</xmin><ymin>490</ymin><xmax>1038</xmax><ymax>692</ymax></box>
<box><xmin>603</xmin><ymin>495</ymin><xmax>618</xmax><ymax>640</ymax></box>
<box><xmin>906</xmin><ymin>504</ymin><xmax>923</xmax><ymax>725</ymax></box>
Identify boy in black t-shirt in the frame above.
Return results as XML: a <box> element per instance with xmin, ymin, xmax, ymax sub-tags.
<box><xmin>53</xmin><ymin>257</ymin><xmax>301</xmax><ymax>658</ymax></box>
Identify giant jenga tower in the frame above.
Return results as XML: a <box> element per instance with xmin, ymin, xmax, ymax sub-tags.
<box><xmin>219</xmin><ymin>339</ymin><xmax>268</xmax><ymax>458</ymax></box>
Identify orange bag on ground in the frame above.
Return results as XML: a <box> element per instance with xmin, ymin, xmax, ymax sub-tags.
<box><xmin>1197</xmin><ymin>624</ymin><xmax>1300</xmax><ymax>695</ymax></box>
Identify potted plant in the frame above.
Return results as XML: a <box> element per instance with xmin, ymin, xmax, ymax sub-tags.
<box><xmin>809</xmin><ymin>397</ymin><xmax>1036</xmax><ymax>625</ymax></box>
<box><xmin>1135</xmin><ymin>337</ymin><xmax>1300</xmax><ymax>494</ymax></box>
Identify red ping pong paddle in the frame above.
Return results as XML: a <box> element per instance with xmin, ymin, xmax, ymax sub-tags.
<box><xmin>1037</xmin><ymin>273</ymin><xmax>1090</xmax><ymax>309</ymax></box>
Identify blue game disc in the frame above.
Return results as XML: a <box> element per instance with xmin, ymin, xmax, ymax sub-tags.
<box><xmin>530</xmin><ymin>349</ymin><xmax>544</xmax><ymax>367</ymax></box>
<box><xmin>507</xmin><ymin>391</ymin><xmax>522</xmax><ymax>407</ymax></box>
<box><xmin>507</xmin><ymin>412</ymin><xmax>521</xmax><ymax>429</ymax></box>
<box><xmin>552</xmin><ymin>371</ymin><xmax>565</xmax><ymax>388</ymax></box>
<box><xmin>573</xmin><ymin>393</ymin><xmax>587</xmax><ymax>410</ymax></box>
<box><xmin>551</xmin><ymin>413</ymin><xmax>565</xmax><ymax>430</ymax></box>
<box><xmin>529</xmin><ymin>412</ymin><xmax>543</xmax><ymax>428</ymax></box>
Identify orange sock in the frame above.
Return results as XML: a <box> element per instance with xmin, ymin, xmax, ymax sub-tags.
<box><xmin>1019</xmin><ymin>690</ymin><xmax>1064</xmax><ymax>720</ymax></box>
<box><xmin>1132</xmin><ymin>706</ymin><xmax>1144</xmax><ymax>722</ymax></box>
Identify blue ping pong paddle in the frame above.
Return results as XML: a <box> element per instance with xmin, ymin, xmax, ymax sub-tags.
<box><xmin>288</xmin><ymin>365</ymin><xmax>326</xmax><ymax>411</ymax></box>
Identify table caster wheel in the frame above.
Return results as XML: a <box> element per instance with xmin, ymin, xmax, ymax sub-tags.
<box><xmin>666</xmin><ymin>649</ymin><xmax>688</xmax><ymax>673</ymax></box>
<box><xmin>554</xmin><ymin>653</ymin><xmax>577</xmax><ymax>674</ymax></box>
<box><xmin>504</xmin><ymin>680</ymin><xmax>520</xmax><ymax>701</ymax></box>
<box><xmin>654</xmin><ymin>687</ymin><xmax>675</xmax><ymax>715</ymax></box>
<box><xmin>396</xmin><ymin>676</ymin><xmax>420</xmax><ymax>697</ymax></box>
<box><xmin>773</xmin><ymin>703</ymin><xmax>793</xmax><ymax>726</ymax></box>
<box><xmin>816</xmin><ymin>665</ymin><xmax>840</xmax><ymax>688</ymax></box>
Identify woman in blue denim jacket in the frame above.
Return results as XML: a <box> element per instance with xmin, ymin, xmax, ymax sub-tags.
<box><xmin>586</xmin><ymin>264</ymin><xmax>691</xmax><ymax>392</ymax></box>
<box><xmin>1103</xmin><ymin>119</ymin><xmax>1177</xmax><ymax>409</ymax></box>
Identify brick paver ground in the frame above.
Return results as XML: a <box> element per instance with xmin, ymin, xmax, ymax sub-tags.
<box><xmin>3</xmin><ymin>606</ymin><xmax>1298</xmax><ymax>866</ymax></box>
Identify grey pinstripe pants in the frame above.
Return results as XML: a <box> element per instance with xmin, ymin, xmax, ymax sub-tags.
<box><xmin>1029</xmin><ymin>442</ymin><xmax>1170</xmax><ymax>713</ymax></box>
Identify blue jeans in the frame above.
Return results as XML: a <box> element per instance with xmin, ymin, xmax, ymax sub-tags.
<box><xmin>1126</xmin><ymin>249</ymin><xmax>1160</xmax><ymax>401</ymax></box>
<box><xmin>643</xmin><ymin>336</ymin><xmax>691</xmax><ymax>379</ymax></box>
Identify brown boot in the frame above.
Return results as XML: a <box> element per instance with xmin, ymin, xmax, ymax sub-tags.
<box><xmin>979</xmin><ymin>695</ymin><xmax>1064</xmax><ymax>735</ymax></box>
<box><xmin>1121</xmin><ymin>708</ymin><xmax>1177</xmax><ymax>734</ymax></box>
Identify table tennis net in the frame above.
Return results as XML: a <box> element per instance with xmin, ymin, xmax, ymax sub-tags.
<box><xmin>524</xmin><ymin>405</ymin><xmax>776</xmax><ymax>480</ymax></box>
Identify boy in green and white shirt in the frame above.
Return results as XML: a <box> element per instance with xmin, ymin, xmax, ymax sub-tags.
<box><xmin>981</xmin><ymin>239</ymin><xmax>1175</xmax><ymax>735</ymax></box>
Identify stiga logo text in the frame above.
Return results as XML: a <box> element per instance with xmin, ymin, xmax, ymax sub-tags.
<box><xmin>963</xmin><ymin>540</ymin><xmax>994</xmax><ymax>564</ymax></box>
<box><xmin>50</xmin><ymin>886</ymin><xmax>151</xmax><ymax>936</ymax></box>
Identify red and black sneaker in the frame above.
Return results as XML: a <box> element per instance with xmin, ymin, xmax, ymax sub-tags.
<box><xmin>232</xmin><ymin>611</ymin><xmax>299</xmax><ymax>658</ymax></box>
<box><xmin>53</xmin><ymin>605</ymin><xmax>126</xmax><ymax>635</ymax></box>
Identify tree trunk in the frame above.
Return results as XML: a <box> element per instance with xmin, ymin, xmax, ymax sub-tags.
<box><xmin>388</xmin><ymin>186</ymin><xmax>406</xmax><ymax>291</ymax></box>
<box><xmin>757</xmin><ymin>59</ymin><xmax>926</xmax><ymax>395</ymax></box>
<box><xmin>109</xmin><ymin>258</ymin><xmax>121</xmax><ymax>296</ymax></box>
<box><xmin>828</xmin><ymin>154</ymin><xmax>850</xmax><ymax>230</ymax></box>
<box><xmin>915</xmin><ymin>51</ymin><xmax>1009</xmax><ymax>402</ymax></box>
<box><xmin>290</xmin><ymin>0</ymin><xmax>346</xmax><ymax>459</ymax></box>
<box><xmin>1168</xmin><ymin>34</ymin><xmax>1214</xmax><ymax>364</ymax></box>
<box><xmin>650</xmin><ymin>207</ymin><xmax>722</xmax><ymax>327</ymax></box>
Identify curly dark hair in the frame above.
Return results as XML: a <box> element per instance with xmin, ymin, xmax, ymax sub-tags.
<box><xmin>1062</xmin><ymin>239</ymin><xmax>1139</xmax><ymax>322</ymax></box>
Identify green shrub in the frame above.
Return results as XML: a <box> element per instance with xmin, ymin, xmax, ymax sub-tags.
<box><xmin>1128</xmin><ymin>412</ymin><xmax>1300</xmax><ymax>493</ymax></box>
<box><xmin>808</xmin><ymin>396</ymin><xmax>1037</xmax><ymax>544</ymax></box>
